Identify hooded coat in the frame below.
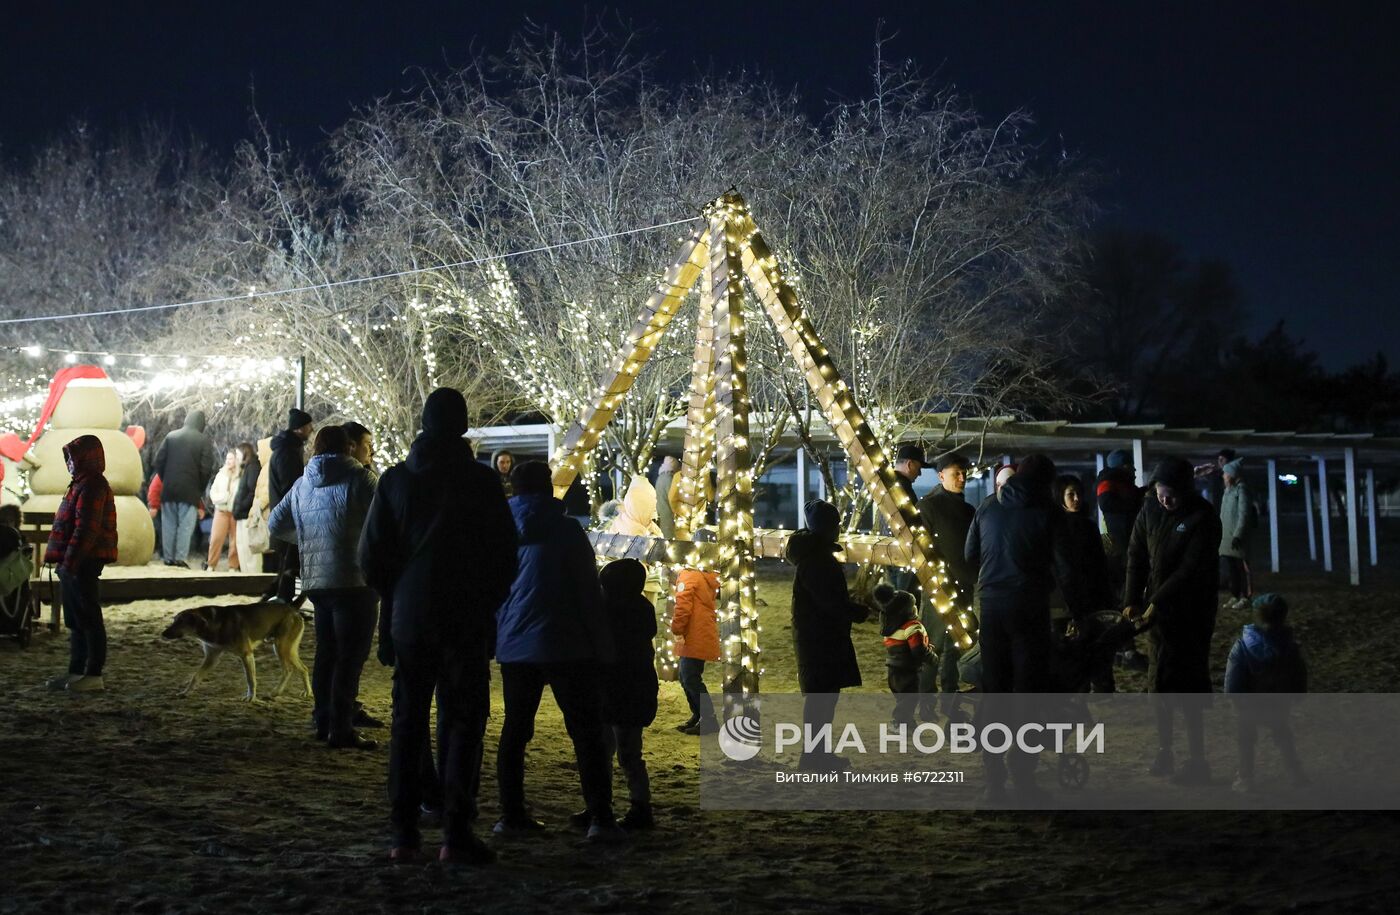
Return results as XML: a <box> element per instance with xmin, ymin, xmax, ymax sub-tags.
<box><xmin>599</xmin><ymin>558</ymin><xmax>659</xmax><ymax>727</ymax></box>
<box><xmin>490</xmin><ymin>449</ymin><xmax>515</xmax><ymax>497</ymax></box>
<box><xmin>671</xmin><ymin>567</ymin><xmax>721</xmax><ymax>661</ymax></box>
<box><xmin>609</xmin><ymin>477</ymin><xmax>663</xmax><ymax>537</ymax></box>
<box><xmin>917</xmin><ymin>484</ymin><xmax>977</xmax><ymax>600</ymax></box>
<box><xmin>1095</xmin><ymin>465</ymin><xmax>1143</xmax><ymax>557</ymax></box>
<box><xmin>787</xmin><ymin>528</ymin><xmax>867</xmax><ymax>693</ymax></box>
<box><xmin>495</xmin><ymin>493</ymin><xmax>611</xmax><ymax>665</ymax></box>
<box><xmin>964</xmin><ymin>474</ymin><xmax>1073</xmax><ymax>612</ymax></box>
<box><xmin>267</xmin><ymin>429</ymin><xmax>307</xmax><ymax>509</ymax></box>
<box><xmin>1225</xmin><ymin>624</ymin><xmax>1307</xmax><ymax>694</ymax></box>
<box><xmin>44</xmin><ymin>435</ymin><xmax>118</xmax><ymax>570</ymax></box>
<box><xmin>1218</xmin><ymin>480</ymin><xmax>1255</xmax><ymax>559</ymax></box>
<box><xmin>359</xmin><ymin>427</ymin><xmax>518</xmax><ymax>648</ymax></box>
<box><xmin>152</xmin><ymin>411</ymin><xmax>218</xmax><ymax>505</ymax></box>
<box><xmin>268</xmin><ymin>453</ymin><xmax>377</xmax><ymax>591</ymax></box>
<box><xmin>1124</xmin><ymin>476</ymin><xmax>1222</xmax><ymax>693</ymax></box>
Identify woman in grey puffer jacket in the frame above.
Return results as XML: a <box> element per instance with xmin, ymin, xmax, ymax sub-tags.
<box><xmin>269</xmin><ymin>425</ymin><xmax>378</xmax><ymax>750</ymax></box>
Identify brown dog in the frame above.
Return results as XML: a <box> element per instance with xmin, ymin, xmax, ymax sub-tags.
<box><xmin>162</xmin><ymin>603</ymin><xmax>311</xmax><ymax>701</ymax></box>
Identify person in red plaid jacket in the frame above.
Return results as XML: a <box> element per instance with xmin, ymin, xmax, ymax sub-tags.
<box><xmin>44</xmin><ymin>435</ymin><xmax>118</xmax><ymax>693</ymax></box>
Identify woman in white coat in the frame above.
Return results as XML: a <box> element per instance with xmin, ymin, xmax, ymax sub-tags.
<box><xmin>205</xmin><ymin>448</ymin><xmax>241</xmax><ymax>571</ymax></box>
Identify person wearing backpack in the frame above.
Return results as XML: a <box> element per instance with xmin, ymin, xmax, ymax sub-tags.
<box><xmin>1218</xmin><ymin>459</ymin><xmax>1256</xmax><ymax>610</ymax></box>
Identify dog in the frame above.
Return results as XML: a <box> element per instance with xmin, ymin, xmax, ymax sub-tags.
<box><xmin>162</xmin><ymin>602</ymin><xmax>312</xmax><ymax>701</ymax></box>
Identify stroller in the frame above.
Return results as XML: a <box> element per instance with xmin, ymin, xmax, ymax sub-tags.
<box><xmin>1044</xmin><ymin>611</ymin><xmax>1146</xmax><ymax>788</ymax></box>
<box><xmin>0</xmin><ymin>537</ymin><xmax>38</xmax><ymax>648</ymax></box>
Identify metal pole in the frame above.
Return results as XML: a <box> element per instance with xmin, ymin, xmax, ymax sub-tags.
<box><xmin>1132</xmin><ymin>438</ymin><xmax>1147</xmax><ymax>488</ymax></box>
<box><xmin>1304</xmin><ymin>475</ymin><xmax>1318</xmax><ymax>562</ymax></box>
<box><xmin>1344</xmin><ymin>448</ymin><xmax>1361</xmax><ymax>586</ymax></box>
<box><xmin>1317</xmin><ymin>457</ymin><xmax>1333</xmax><ymax>573</ymax></box>
<box><xmin>295</xmin><ymin>355</ymin><xmax>306</xmax><ymax>410</ymax></box>
<box><xmin>1267</xmin><ymin>458</ymin><xmax>1280</xmax><ymax>574</ymax></box>
<box><xmin>1367</xmin><ymin>467</ymin><xmax>1379</xmax><ymax>567</ymax></box>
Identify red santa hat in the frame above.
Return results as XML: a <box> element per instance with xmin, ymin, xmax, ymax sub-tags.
<box><xmin>22</xmin><ymin>364</ymin><xmax>112</xmax><ymax>450</ymax></box>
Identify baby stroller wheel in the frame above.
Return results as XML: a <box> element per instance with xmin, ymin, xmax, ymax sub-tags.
<box><xmin>1058</xmin><ymin>752</ymin><xmax>1089</xmax><ymax>790</ymax></box>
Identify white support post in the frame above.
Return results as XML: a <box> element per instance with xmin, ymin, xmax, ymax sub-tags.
<box><xmin>1367</xmin><ymin>468</ymin><xmax>1379</xmax><ymax>567</ymax></box>
<box><xmin>1345</xmin><ymin>448</ymin><xmax>1361</xmax><ymax>586</ymax></box>
<box><xmin>795</xmin><ymin>447</ymin><xmax>807</xmax><ymax>529</ymax></box>
<box><xmin>1317</xmin><ymin>457</ymin><xmax>1334</xmax><ymax>573</ymax></box>
<box><xmin>1132</xmin><ymin>439</ymin><xmax>1147</xmax><ymax>488</ymax></box>
<box><xmin>1304</xmin><ymin>475</ymin><xmax>1318</xmax><ymax>562</ymax></box>
<box><xmin>546</xmin><ymin>425</ymin><xmax>558</xmax><ymax>461</ymax></box>
<box><xmin>1267</xmin><ymin>458</ymin><xmax>1281</xmax><ymax>574</ymax></box>
<box><xmin>1093</xmin><ymin>452</ymin><xmax>1105</xmax><ymax>521</ymax></box>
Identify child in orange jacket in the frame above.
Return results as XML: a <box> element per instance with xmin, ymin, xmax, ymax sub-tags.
<box><xmin>671</xmin><ymin>530</ymin><xmax>721</xmax><ymax>735</ymax></box>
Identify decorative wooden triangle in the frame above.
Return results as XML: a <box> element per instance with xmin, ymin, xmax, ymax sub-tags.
<box><xmin>550</xmin><ymin>191</ymin><xmax>976</xmax><ymax>708</ymax></box>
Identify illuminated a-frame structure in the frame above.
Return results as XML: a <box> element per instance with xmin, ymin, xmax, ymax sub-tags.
<box><xmin>549</xmin><ymin>191</ymin><xmax>976</xmax><ymax>712</ymax></box>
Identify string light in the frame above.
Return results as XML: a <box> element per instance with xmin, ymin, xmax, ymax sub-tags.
<box><xmin>549</xmin><ymin>190</ymin><xmax>976</xmax><ymax>709</ymax></box>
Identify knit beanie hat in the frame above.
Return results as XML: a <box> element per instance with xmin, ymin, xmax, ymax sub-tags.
<box><xmin>1106</xmin><ymin>449</ymin><xmax>1131</xmax><ymax>470</ymax></box>
<box><xmin>873</xmin><ymin>582</ymin><xmax>916</xmax><ymax>619</ymax></box>
<box><xmin>599</xmin><ymin>558</ymin><xmax>647</xmax><ymax>599</ymax></box>
<box><xmin>421</xmin><ymin>387</ymin><xmax>469</xmax><ymax>439</ymax></box>
<box><xmin>1222</xmin><ymin>458</ymin><xmax>1245</xmax><ymax>478</ymax></box>
<box><xmin>287</xmin><ymin>407</ymin><xmax>313</xmax><ymax>431</ymax></box>
<box><xmin>1149</xmin><ymin>457</ymin><xmax>1194</xmax><ymax>492</ymax></box>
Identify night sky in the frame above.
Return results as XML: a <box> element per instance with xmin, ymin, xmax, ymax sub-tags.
<box><xmin>4</xmin><ymin>1</ymin><xmax>1397</xmax><ymax>368</ymax></box>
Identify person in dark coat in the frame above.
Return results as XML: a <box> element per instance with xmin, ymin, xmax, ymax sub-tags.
<box><xmin>917</xmin><ymin>452</ymin><xmax>977</xmax><ymax>713</ymax></box>
<box><xmin>1224</xmin><ymin>593</ymin><xmax>1308</xmax><ymax>792</ymax></box>
<box><xmin>787</xmin><ymin>499</ymin><xmax>867</xmax><ymax>771</ymax></box>
<box><xmin>591</xmin><ymin>558</ymin><xmax>658</xmax><ymax>830</ymax></box>
<box><xmin>490</xmin><ymin>449</ymin><xmax>515</xmax><ymax>497</ymax></box>
<box><xmin>152</xmin><ymin>410</ymin><xmax>219</xmax><ymax>567</ymax></box>
<box><xmin>43</xmin><ymin>435</ymin><xmax>118</xmax><ymax>693</ymax></box>
<box><xmin>1124</xmin><ymin>457</ymin><xmax>1223</xmax><ymax>786</ymax></box>
<box><xmin>1053</xmin><ymin>473</ymin><xmax>1116</xmax><ymax>691</ymax></box>
<box><xmin>358</xmin><ymin>388</ymin><xmax>518</xmax><ymax>866</ymax></box>
<box><xmin>492</xmin><ymin>460</ymin><xmax>623</xmax><ymax>843</ymax></box>
<box><xmin>268</xmin><ymin>425</ymin><xmax>378</xmax><ymax>750</ymax></box>
<box><xmin>1096</xmin><ymin>449</ymin><xmax>1148</xmax><ymax>670</ymax></box>
<box><xmin>887</xmin><ymin>443</ymin><xmax>927</xmax><ymax>596</ymax></box>
<box><xmin>964</xmin><ymin>453</ymin><xmax>1072</xmax><ymax>800</ymax></box>
<box><xmin>230</xmin><ymin>443</ymin><xmax>261</xmax><ymax>575</ymax></box>
<box><xmin>265</xmin><ymin>407</ymin><xmax>314</xmax><ymax>601</ymax></box>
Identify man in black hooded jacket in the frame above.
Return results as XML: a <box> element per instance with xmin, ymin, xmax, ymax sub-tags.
<box><xmin>152</xmin><ymin>410</ymin><xmax>219</xmax><ymax>567</ymax></box>
<box><xmin>359</xmin><ymin>387</ymin><xmax>518</xmax><ymax>865</ymax></box>
<box><xmin>964</xmin><ymin>453</ymin><xmax>1074</xmax><ymax>801</ymax></box>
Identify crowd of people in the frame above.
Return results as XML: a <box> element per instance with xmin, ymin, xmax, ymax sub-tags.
<box><xmin>839</xmin><ymin>442</ymin><xmax>1299</xmax><ymax>801</ymax></box>
<box><xmin>19</xmin><ymin>388</ymin><xmax>1307</xmax><ymax>859</ymax></box>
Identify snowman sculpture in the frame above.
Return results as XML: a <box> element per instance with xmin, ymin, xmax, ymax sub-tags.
<box><xmin>9</xmin><ymin>366</ymin><xmax>155</xmax><ymax>565</ymax></box>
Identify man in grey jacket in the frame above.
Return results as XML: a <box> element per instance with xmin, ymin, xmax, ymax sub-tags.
<box><xmin>152</xmin><ymin>410</ymin><xmax>219</xmax><ymax>567</ymax></box>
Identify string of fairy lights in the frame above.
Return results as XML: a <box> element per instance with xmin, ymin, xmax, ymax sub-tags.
<box><xmin>547</xmin><ymin>190</ymin><xmax>977</xmax><ymax>710</ymax></box>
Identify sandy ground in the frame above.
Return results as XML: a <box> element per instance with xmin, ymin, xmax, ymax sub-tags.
<box><xmin>3</xmin><ymin>564</ymin><xmax>1400</xmax><ymax>914</ymax></box>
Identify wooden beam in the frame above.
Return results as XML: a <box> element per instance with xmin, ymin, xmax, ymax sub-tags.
<box><xmin>735</xmin><ymin>205</ymin><xmax>973</xmax><ymax>648</ymax></box>
<box><xmin>550</xmin><ymin>230</ymin><xmax>708</xmax><ymax>497</ymax></box>
<box><xmin>708</xmin><ymin>197</ymin><xmax>760</xmax><ymax>709</ymax></box>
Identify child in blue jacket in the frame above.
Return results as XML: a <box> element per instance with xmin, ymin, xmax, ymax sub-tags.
<box><xmin>1224</xmin><ymin>593</ymin><xmax>1308</xmax><ymax>792</ymax></box>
